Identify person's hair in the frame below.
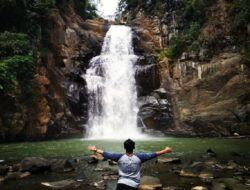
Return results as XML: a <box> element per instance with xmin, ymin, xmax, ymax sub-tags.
<box><xmin>124</xmin><ymin>139</ymin><xmax>135</xmax><ymax>153</ymax></box>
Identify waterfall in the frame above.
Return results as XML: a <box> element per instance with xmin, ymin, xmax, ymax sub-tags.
<box><xmin>84</xmin><ymin>25</ymin><xmax>143</xmax><ymax>139</ymax></box>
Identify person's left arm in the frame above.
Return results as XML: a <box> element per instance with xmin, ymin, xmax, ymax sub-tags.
<box><xmin>137</xmin><ymin>146</ymin><xmax>173</xmax><ymax>162</ymax></box>
<box><xmin>88</xmin><ymin>145</ymin><xmax>123</xmax><ymax>162</ymax></box>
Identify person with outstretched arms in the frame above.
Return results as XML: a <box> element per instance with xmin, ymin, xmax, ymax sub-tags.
<box><xmin>88</xmin><ymin>138</ymin><xmax>172</xmax><ymax>190</ymax></box>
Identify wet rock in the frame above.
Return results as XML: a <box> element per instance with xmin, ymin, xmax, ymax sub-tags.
<box><xmin>0</xmin><ymin>165</ymin><xmax>9</xmax><ymax>176</ymax></box>
<box><xmin>140</xmin><ymin>176</ymin><xmax>162</xmax><ymax>190</ymax></box>
<box><xmin>0</xmin><ymin>176</ymin><xmax>4</xmax><ymax>182</ymax></box>
<box><xmin>180</xmin><ymin>162</ymin><xmax>206</xmax><ymax>177</ymax></box>
<box><xmin>50</xmin><ymin>159</ymin><xmax>74</xmax><ymax>173</ymax></box>
<box><xmin>226</xmin><ymin>160</ymin><xmax>238</xmax><ymax>170</ymax></box>
<box><xmin>0</xmin><ymin>160</ymin><xmax>4</xmax><ymax>164</ymax></box>
<box><xmin>41</xmin><ymin>179</ymin><xmax>78</xmax><ymax>189</ymax></box>
<box><xmin>245</xmin><ymin>178</ymin><xmax>250</xmax><ymax>186</ymax></box>
<box><xmin>157</xmin><ymin>158</ymin><xmax>181</xmax><ymax>164</ymax></box>
<box><xmin>138</xmin><ymin>96</ymin><xmax>159</xmax><ymax>109</ymax></box>
<box><xmin>135</xmin><ymin>63</ymin><xmax>160</xmax><ymax>96</ymax></box>
<box><xmin>204</xmin><ymin>158</ymin><xmax>218</xmax><ymax>166</ymax></box>
<box><xmin>103</xmin><ymin>173</ymin><xmax>118</xmax><ymax>180</ymax></box>
<box><xmin>108</xmin><ymin>160</ymin><xmax>117</xmax><ymax>165</ymax></box>
<box><xmin>212</xmin><ymin>181</ymin><xmax>226</xmax><ymax>190</ymax></box>
<box><xmin>12</xmin><ymin>164</ymin><xmax>21</xmax><ymax>172</ymax></box>
<box><xmin>213</xmin><ymin>178</ymin><xmax>249</xmax><ymax>190</ymax></box>
<box><xmin>4</xmin><ymin>171</ymin><xmax>31</xmax><ymax>180</ymax></box>
<box><xmin>201</xmin><ymin>149</ymin><xmax>217</xmax><ymax>159</ymax></box>
<box><xmin>94</xmin><ymin>167</ymin><xmax>111</xmax><ymax>172</ymax></box>
<box><xmin>199</xmin><ymin>170</ymin><xmax>214</xmax><ymax>183</ymax></box>
<box><xmin>138</xmin><ymin>94</ymin><xmax>172</xmax><ymax>129</ymax></box>
<box><xmin>191</xmin><ymin>186</ymin><xmax>208</xmax><ymax>190</ymax></box>
<box><xmin>162</xmin><ymin>187</ymin><xmax>184</xmax><ymax>190</ymax></box>
<box><xmin>19</xmin><ymin>171</ymin><xmax>31</xmax><ymax>178</ymax></box>
<box><xmin>154</xmin><ymin>88</ymin><xmax>169</xmax><ymax>99</ymax></box>
<box><xmin>91</xmin><ymin>180</ymin><xmax>106</xmax><ymax>189</ymax></box>
<box><xmin>21</xmin><ymin>157</ymin><xmax>51</xmax><ymax>173</ymax></box>
<box><xmin>230</xmin><ymin>152</ymin><xmax>241</xmax><ymax>157</ymax></box>
<box><xmin>170</xmin><ymin>166</ymin><xmax>181</xmax><ymax>175</ymax></box>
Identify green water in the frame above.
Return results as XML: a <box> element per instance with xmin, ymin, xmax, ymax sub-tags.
<box><xmin>0</xmin><ymin>137</ymin><xmax>250</xmax><ymax>163</ymax></box>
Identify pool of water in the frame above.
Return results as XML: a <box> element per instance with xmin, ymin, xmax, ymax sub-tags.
<box><xmin>0</xmin><ymin>137</ymin><xmax>250</xmax><ymax>190</ymax></box>
<box><xmin>0</xmin><ymin>137</ymin><xmax>250</xmax><ymax>163</ymax></box>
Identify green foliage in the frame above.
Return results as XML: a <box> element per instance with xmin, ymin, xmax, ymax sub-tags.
<box><xmin>118</xmin><ymin>0</ymin><xmax>143</xmax><ymax>11</ymax></box>
<box><xmin>229</xmin><ymin>0</ymin><xmax>250</xmax><ymax>66</ymax></box>
<box><xmin>157</xmin><ymin>48</ymin><xmax>169</xmax><ymax>60</ymax></box>
<box><xmin>164</xmin><ymin>0</ymin><xmax>215</xmax><ymax>59</ymax></box>
<box><xmin>72</xmin><ymin>0</ymin><xmax>97</xmax><ymax>19</ymax></box>
<box><xmin>0</xmin><ymin>32</ymin><xmax>31</xmax><ymax>57</ymax></box>
<box><xmin>184</xmin><ymin>0</ymin><xmax>215</xmax><ymax>24</ymax></box>
<box><xmin>229</xmin><ymin>0</ymin><xmax>250</xmax><ymax>32</ymax></box>
<box><xmin>167</xmin><ymin>22</ymin><xmax>201</xmax><ymax>59</ymax></box>
<box><xmin>0</xmin><ymin>0</ymin><xmax>27</xmax><ymax>32</ymax></box>
<box><xmin>28</xmin><ymin>0</ymin><xmax>55</xmax><ymax>9</ymax></box>
<box><xmin>0</xmin><ymin>31</ymin><xmax>35</xmax><ymax>100</ymax></box>
<box><xmin>0</xmin><ymin>55</ymin><xmax>34</xmax><ymax>94</ymax></box>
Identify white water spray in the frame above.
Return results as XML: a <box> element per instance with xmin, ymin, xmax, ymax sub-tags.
<box><xmin>84</xmin><ymin>25</ymin><xmax>143</xmax><ymax>139</ymax></box>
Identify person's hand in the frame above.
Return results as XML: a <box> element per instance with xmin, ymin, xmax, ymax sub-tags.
<box><xmin>164</xmin><ymin>146</ymin><xmax>172</xmax><ymax>153</ymax></box>
<box><xmin>88</xmin><ymin>145</ymin><xmax>97</xmax><ymax>152</ymax></box>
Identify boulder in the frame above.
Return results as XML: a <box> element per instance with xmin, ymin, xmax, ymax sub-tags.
<box><xmin>103</xmin><ymin>174</ymin><xmax>118</xmax><ymax>180</ymax></box>
<box><xmin>201</xmin><ymin>149</ymin><xmax>217</xmax><ymax>159</ymax></box>
<box><xmin>12</xmin><ymin>164</ymin><xmax>21</xmax><ymax>172</ymax></box>
<box><xmin>162</xmin><ymin>187</ymin><xmax>184</xmax><ymax>190</ymax></box>
<box><xmin>108</xmin><ymin>160</ymin><xmax>117</xmax><ymax>165</ymax></box>
<box><xmin>0</xmin><ymin>165</ymin><xmax>9</xmax><ymax>176</ymax></box>
<box><xmin>140</xmin><ymin>176</ymin><xmax>162</xmax><ymax>190</ymax></box>
<box><xmin>213</xmin><ymin>178</ymin><xmax>249</xmax><ymax>190</ymax></box>
<box><xmin>153</xmin><ymin>88</ymin><xmax>169</xmax><ymax>99</ymax></box>
<box><xmin>4</xmin><ymin>171</ymin><xmax>31</xmax><ymax>180</ymax></box>
<box><xmin>245</xmin><ymin>178</ymin><xmax>250</xmax><ymax>186</ymax></box>
<box><xmin>226</xmin><ymin>160</ymin><xmax>238</xmax><ymax>170</ymax></box>
<box><xmin>91</xmin><ymin>180</ymin><xmax>106</xmax><ymax>189</ymax></box>
<box><xmin>191</xmin><ymin>186</ymin><xmax>208</xmax><ymax>190</ymax></box>
<box><xmin>157</xmin><ymin>158</ymin><xmax>181</xmax><ymax>164</ymax></box>
<box><xmin>94</xmin><ymin>167</ymin><xmax>111</xmax><ymax>172</ymax></box>
<box><xmin>21</xmin><ymin>157</ymin><xmax>51</xmax><ymax>173</ymax></box>
<box><xmin>41</xmin><ymin>179</ymin><xmax>78</xmax><ymax>189</ymax></box>
<box><xmin>180</xmin><ymin>162</ymin><xmax>206</xmax><ymax>177</ymax></box>
<box><xmin>198</xmin><ymin>170</ymin><xmax>214</xmax><ymax>183</ymax></box>
<box><xmin>135</xmin><ymin>63</ymin><xmax>160</xmax><ymax>96</ymax></box>
<box><xmin>0</xmin><ymin>176</ymin><xmax>4</xmax><ymax>182</ymax></box>
<box><xmin>50</xmin><ymin>159</ymin><xmax>75</xmax><ymax>173</ymax></box>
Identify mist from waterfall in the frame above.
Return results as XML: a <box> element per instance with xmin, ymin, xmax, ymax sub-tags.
<box><xmin>84</xmin><ymin>25</ymin><xmax>143</xmax><ymax>139</ymax></box>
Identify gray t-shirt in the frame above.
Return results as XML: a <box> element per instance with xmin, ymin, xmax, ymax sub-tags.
<box><xmin>103</xmin><ymin>152</ymin><xmax>157</xmax><ymax>188</ymax></box>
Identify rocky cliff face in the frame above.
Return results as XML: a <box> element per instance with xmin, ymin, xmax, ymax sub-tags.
<box><xmin>40</xmin><ymin>3</ymin><xmax>108</xmax><ymax>139</ymax></box>
<box><xmin>0</xmin><ymin>1</ymin><xmax>108</xmax><ymax>141</ymax></box>
<box><xmin>124</xmin><ymin>0</ymin><xmax>250</xmax><ymax>136</ymax></box>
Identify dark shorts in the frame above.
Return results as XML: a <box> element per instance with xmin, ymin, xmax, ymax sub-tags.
<box><xmin>116</xmin><ymin>183</ymin><xmax>138</xmax><ymax>190</ymax></box>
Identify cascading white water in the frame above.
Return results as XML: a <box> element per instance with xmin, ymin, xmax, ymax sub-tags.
<box><xmin>84</xmin><ymin>25</ymin><xmax>143</xmax><ymax>139</ymax></box>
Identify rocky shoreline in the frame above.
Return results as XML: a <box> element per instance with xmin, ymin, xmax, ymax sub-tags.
<box><xmin>0</xmin><ymin>149</ymin><xmax>249</xmax><ymax>190</ymax></box>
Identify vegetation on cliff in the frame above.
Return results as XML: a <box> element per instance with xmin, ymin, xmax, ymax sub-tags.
<box><xmin>229</xmin><ymin>0</ymin><xmax>250</xmax><ymax>65</ymax></box>
<box><xmin>166</xmin><ymin>0</ymin><xmax>215</xmax><ymax>59</ymax></box>
<box><xmin>0</xmin><ymin>0</ymin><xmax>98</xmax><ymax>96</ymax></box>
<box><xmin>0</xmin><ymin>0</ymin><xmax>97</xmax><ymax>141</ymax></box>
<box><xmin>154</xmin><ymin>0</ymin><xmax>250</xmax><ymax>64</ymax></box>
<box><xmin>0</xmin><ymin>32</ymin><xmax>34</xmax><ymax>100</ymax></box>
